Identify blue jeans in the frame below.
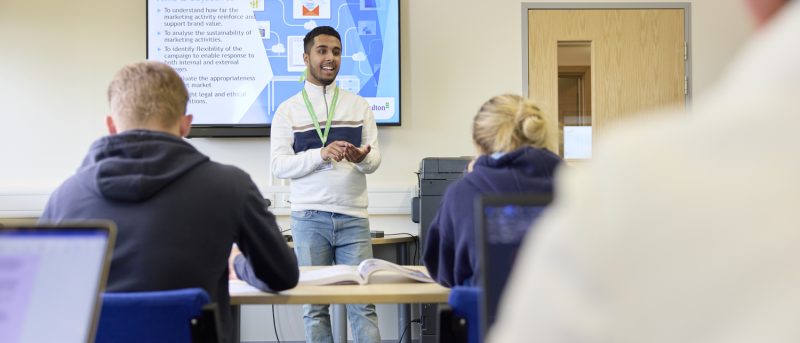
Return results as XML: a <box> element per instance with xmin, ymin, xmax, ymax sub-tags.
<box><xmin>291</xmin><ymin>210</ymin><xmax>381</xmax><ymax>343</ymax></box>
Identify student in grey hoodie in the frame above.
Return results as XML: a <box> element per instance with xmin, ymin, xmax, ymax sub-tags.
<box><xmin>40</xmin><ymin>60</ymin><xmax>298</xmax><ymax>343</ymax></box>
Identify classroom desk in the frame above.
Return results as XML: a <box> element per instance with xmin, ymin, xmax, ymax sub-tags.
<box><xmin>230</xmin><ymin>266</ymin><xmax>448</xmax><ymax>343</ymax></box>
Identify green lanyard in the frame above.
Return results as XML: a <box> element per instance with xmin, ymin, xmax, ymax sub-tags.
<box><xmin>301</xmin><ymin>85</ymin><xmax>339</xmax><ymax>146</ymax></box>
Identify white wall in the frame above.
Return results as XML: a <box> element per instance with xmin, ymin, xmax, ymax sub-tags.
<box><xmin>0</xmin><ymin>0</ymin><xmax>754</xmax><ymax>213</ymax></box>
<box><xmin>0</xmin><ymin>1</ymin><xmax>755</xmax><ymax>340</ymax></box>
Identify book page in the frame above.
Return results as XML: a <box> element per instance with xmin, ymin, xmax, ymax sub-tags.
<box><xmin>298</xmin><ymin>265</ymin><xmax>364</xmax><ymax>285</ymax></box>
<box><xmin>358</xmin><ymin>259</ymin><xmax>434</xmax><ymax>283</ymax></box>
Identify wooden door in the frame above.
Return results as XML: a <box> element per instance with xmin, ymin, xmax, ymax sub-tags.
<box><xmin>527</xmin><ymin>8</ymin><xmax>686</xmax><ymax>156</ymax></box>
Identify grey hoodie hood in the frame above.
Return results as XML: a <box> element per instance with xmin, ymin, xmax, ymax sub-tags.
<box><xmin>80</xmin><ymin>130</ymin><xmax>209</xmax><ymax>202</ymax></box>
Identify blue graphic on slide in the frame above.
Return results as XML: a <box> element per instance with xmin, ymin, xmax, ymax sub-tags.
<box><xmin>239</xmin><ymin>0</ymin><xmax>399</xmax><ymax>125</ymax></box>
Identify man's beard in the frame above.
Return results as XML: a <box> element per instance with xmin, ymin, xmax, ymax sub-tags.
<box><xmin>310</xmin><ymin>66</ymin><xmax>337</xmax><ymax>86</ymax></box>
<box><xmin>309</xmin><ymin>67</ymin><xmax>339</xmax><ymax>86</ymax></box>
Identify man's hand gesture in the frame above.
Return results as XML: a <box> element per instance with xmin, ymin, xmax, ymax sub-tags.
<box><xmin>321</xmin><ymin>141</ymin><xmax>354</xmax><ymax>162</ymax></box>
<box><xmin>345</xmin><ymin>144</ymin><xmax>371</xmax><ymax>163</ymax></box>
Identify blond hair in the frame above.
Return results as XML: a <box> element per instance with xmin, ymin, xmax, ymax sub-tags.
<box><xmin>107</xmin><ymin>61</ymin><xmax>188</xmax><ymax>129</ymax></box>
<box><xmin>472</xmin><ymin>94</ymin><xmax>550</xmax><ymax>154</ymax></box>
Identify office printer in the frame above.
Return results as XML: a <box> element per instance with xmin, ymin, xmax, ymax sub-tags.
<box><xmin>412</xmin><ymin>157</ymin><xmax>471</xmax><ymax>248</ymax></box>
<box><xmin>411</xmin><ymin>156</ymin><xmax>471</xmax><ymax>343</ymax></box>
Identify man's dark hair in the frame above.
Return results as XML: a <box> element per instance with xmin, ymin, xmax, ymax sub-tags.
<box><xmin>303</xmin><ymin>26</ymin><xmax>341</xmax><ymax>54</ymax></box>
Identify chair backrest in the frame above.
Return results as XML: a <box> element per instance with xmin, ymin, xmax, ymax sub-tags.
<box><xmin>476</xmin><ymin>193</ymin><xmax>552</xmax><ymax>339</ymax></box>
<box><xmin>446</xmin><ymin>286</ymin><xmax>482</xmax><ymax>343</ymax></box>
<box><xmin>95</xmin><ymin>288</ymin><xmax>216</xmax><ymax>343</ymax></box>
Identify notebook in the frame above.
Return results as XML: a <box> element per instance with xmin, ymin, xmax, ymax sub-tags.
<box><xmin>0</xmin><ymin>221</ymin><xmax>116</xmax><ymax>343</ymax></box>
<box><xmin>475</xmin><ymin>193</ymin><xmax>552</xmax><ymax>339</ymax></box>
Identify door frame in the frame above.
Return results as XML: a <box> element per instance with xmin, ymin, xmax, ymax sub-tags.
<box><xmin>521</xmin><ymin>2</ymin><xmax>693</xmax><ymax>103</ymax></box>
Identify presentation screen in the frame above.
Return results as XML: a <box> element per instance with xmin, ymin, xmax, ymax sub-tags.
<box><xmin>147</xmin><ymin>0</ymin><xmax>400</xmax><ymax>137</ymax></box>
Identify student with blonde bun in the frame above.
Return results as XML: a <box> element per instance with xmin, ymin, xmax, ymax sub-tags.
<box><xmin>422</xmin><ymin>94</ymin><xmax>562</xmax><ymax>287</ymax></box>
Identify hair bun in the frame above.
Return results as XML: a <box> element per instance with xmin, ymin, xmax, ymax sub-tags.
<box><xmin>473</xmin><ymin>94</ymin><xmax>551</xmax><ymax>154</ymax></box>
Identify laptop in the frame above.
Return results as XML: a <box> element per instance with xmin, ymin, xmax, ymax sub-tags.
<box><xmin>475</xmin><ymin>193</ymin><xmax>552</xmax><ymax>339</ymax></box>
<box><xmin>0</xmin><ymin>221</ymin><xmax>116</xmax><ymax>343</ymax></box>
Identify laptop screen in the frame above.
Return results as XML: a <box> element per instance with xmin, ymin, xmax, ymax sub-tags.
<box><xmin>0</xmin><ymin>223</ymin><xmax>115</xmax><ymax>343</ymax></box>
<box><xmin>476</xmin><ymin>193</ymin><xmax>552</xmax><ymax>339</ymax></box>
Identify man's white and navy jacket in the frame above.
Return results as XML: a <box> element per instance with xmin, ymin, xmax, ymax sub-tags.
<box><xmin>270</xmin><ymin>81</ymin><xmax>381</xmax><ymax>218</ymax></box>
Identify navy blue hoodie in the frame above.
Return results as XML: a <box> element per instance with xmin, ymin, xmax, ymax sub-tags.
<box><xmin>422</xmin><ymin>146</ymin><xmax>561</xmax><ymax>287</ymax></box>
<box><xmin>40</xmin><ymin>130</ymin><xmax>299</xmax><ymax>342</ymax></box>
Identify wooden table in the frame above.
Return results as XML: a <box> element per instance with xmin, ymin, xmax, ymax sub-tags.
<box><xmin>231</xmin><ymin>266</ymin><xmax>449</xmax><ymax>305</ymax></box>
<box><xmin>230</xmin><ymin>266</ymin><xmax>449</xmax><ymax>343</ymax></box>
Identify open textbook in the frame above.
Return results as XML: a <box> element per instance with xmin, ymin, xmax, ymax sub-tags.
<box><xmin>299</xmin><ymin>259</ymin><xmax>434</xmax><ymax>286</ymax></box>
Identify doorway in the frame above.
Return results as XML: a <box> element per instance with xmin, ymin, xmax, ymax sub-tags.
<box><xmin>522</xmin><ymin>3</ymin><xmax>691</xmax><ymax>160</ymax></box>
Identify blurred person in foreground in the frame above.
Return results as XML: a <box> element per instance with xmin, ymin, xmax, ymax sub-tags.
<box><xmin>489</xmin><ymin>1</ymin><xmax>800</xmax><ymax>342</ymax></box>
<box><xmin>422</xmin><ymin>94</ymin><xmax>561</xmax><ymax>287</ymax></box>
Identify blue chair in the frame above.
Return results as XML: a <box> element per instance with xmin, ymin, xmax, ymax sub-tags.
<box><xmin>440</xmin><ymin>286</ymin><xmax>482</xmax><ymax>343</ymax></box>
<box><xmin>95</xmin><ymin>288</ymin><xmax>219</xmax><ymax>343</ymax></box>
